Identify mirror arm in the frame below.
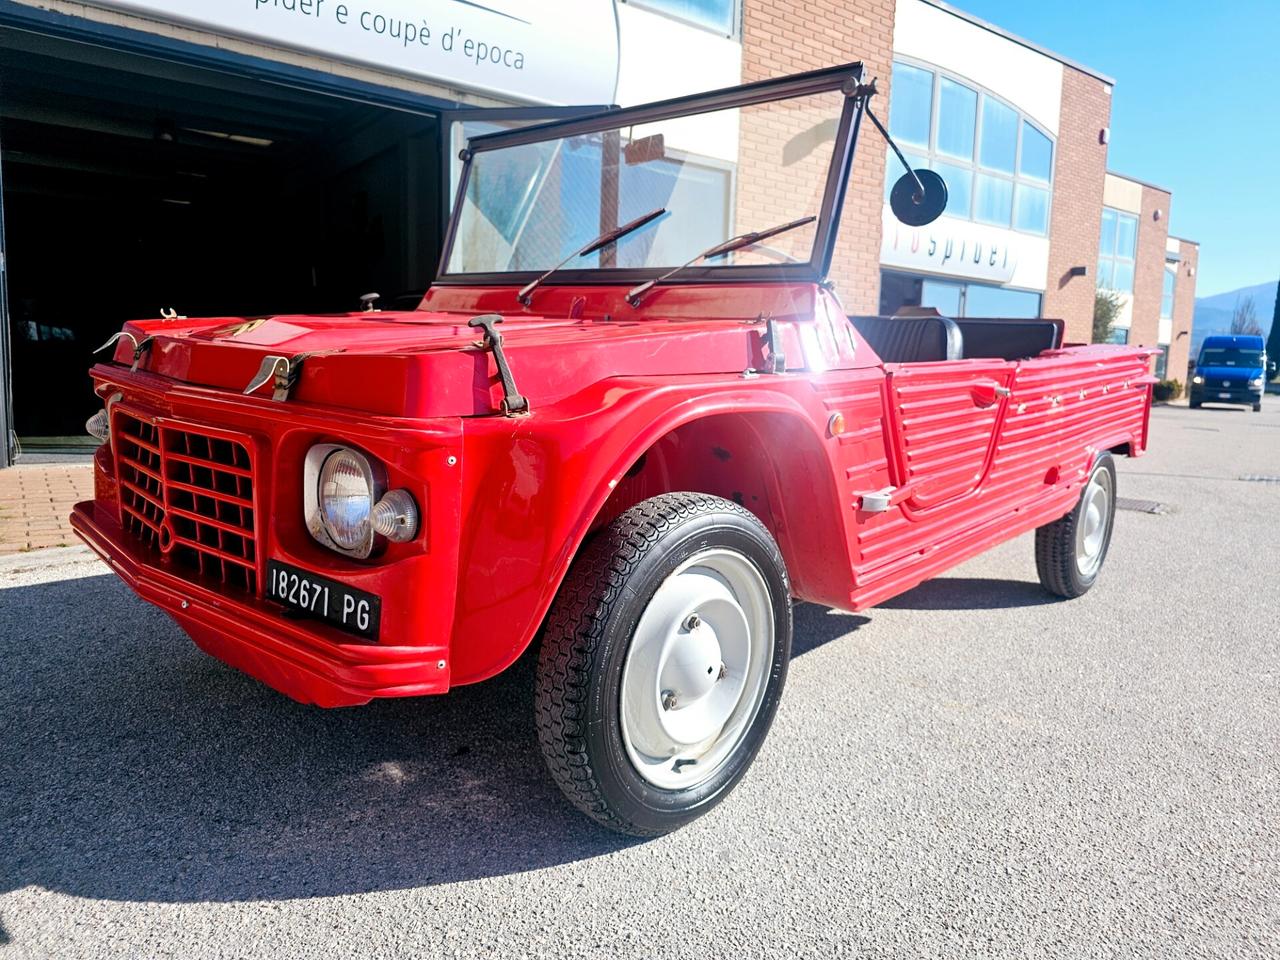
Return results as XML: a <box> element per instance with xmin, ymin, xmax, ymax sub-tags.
<box><xmin>863</xmin><ymin>104</ymin><xmax>926</xmax><ymax>204</ymax></box>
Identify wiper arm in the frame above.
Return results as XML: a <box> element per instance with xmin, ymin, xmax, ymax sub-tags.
<box><xmin>625</xmin><ymin>215</ymin><xmax>816</xmax><ymax>307</ymax></box>
<box><xmin>517</xmin><ymin>207</ymin><xmax>667</xmax><ymax>306</ymax></box>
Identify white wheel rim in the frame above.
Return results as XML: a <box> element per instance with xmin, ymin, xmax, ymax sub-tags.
<box><xmin>1075</xmin><ymin>467</ymin><xmax>1112</xmax><ymax>577</ymax></box>
<box><xmin>619</xmin><ymin>548</ymin><xmax>774</xmax><ymax>790</ymax></box>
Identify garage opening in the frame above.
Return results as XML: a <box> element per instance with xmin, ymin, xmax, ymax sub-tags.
<box><xmin>0</xmin><ymin>28</ymin><xmax>445</xmax><ymax>450</ymax></box>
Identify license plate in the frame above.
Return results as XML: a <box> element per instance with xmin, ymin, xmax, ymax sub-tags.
<box><xmin>1219</xmin><ymin>392</ymin><xmax>1232</xmax><ymax>399</ymax></box>
<box><xmin>267</xmin><ymin>560</ymin><xmax>381</xmax><ymax>641</ymax></box>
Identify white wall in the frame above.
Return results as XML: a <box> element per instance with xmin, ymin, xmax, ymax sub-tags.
<box><xmin>614</xmin><ymin>3</ymin><xmax>741</xmax><ymax>106</ymax></box>
<box><xmin>613</xmin><ymin>3</ymin><xmax>742</xmax><ymax>160</ymax></box>
<box><xmin>880</xmin><ymin>208</ymin><xmax>1050</xmax><ymax>292</ymax></box>
<box><xmin>893</xmin><ymin>0</ymin><xmax>1063</xmax><ymax>135</ymax></box>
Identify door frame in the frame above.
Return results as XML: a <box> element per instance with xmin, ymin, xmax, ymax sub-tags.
<box><xmin>0</xmin><ymin>135</ymin><xmax>11</xmax><ymax>466</ymax></box>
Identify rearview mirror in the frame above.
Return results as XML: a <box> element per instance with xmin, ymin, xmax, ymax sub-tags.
<box><xmin>889</xmin><ymin>168</ymin><xmax>948</xmax><ymax>227</ymax></box>
<box><xmin>624</xmin><ymin>134</ymin><xmax>665</xmax><ymax>166</ymax></box>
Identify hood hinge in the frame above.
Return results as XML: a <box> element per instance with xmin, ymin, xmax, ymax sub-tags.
<box><xmin>244</xmin><ymin>353</ymin><xmax>310</xmax><ymax>401</ymax></box>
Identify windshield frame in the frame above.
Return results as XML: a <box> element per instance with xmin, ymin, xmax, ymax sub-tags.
<box><xmin>435</xmin><ymin>62</ymin><xmax>866</xmax><ymax>289</ymax></box>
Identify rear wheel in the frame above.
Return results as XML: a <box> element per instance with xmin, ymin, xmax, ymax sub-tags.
<box><xmin>535</xmin><ymin>492</ymin><xmax>791</xmax><ymax>837</ymax></box>
<box><xmin>1254</xmin><ymin>402</ymin><xmax>1263</xmax><ymax>412</ymax></box>
<box><xmin>1190</xmin><ymin>400</ymin><xmax>1201</xmax><ymax>409</ymax></box>
<box><xmin>1035</xmin><ymin>453</ymin><xmax>1117</xmax><ymax>599</ymax></box>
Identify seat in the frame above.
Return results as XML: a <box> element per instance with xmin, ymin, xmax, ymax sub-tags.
<box><xmin>850</xmin><ymin>313</ymin><xmax>963</xmax><ymax>363</ymax></box>
<box><xmin>953</xmin><ymin>317</ymin><xmax>1063</xmax><ymax>360</ymax></box>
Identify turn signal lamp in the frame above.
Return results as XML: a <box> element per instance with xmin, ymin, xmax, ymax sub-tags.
<box><xmin>85</xmin><ymin>409</ymin><xmax>110</xmax><ymax>444</ymax></box>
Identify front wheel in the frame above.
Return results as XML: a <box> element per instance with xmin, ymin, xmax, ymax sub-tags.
<box><xmin>535</xmin><ymin>493</ymin><xmax>792</xmax><ymax>837</ymax></box>
<box><xmin>1035</xmin><ymin>453</ymin><xmax>1117</xmax><ymax>599</ymax></box>
<box><xmin>1254</xmin><ymin>402</ymin><xmax>1263</xmax><ymax>412</ymax></box>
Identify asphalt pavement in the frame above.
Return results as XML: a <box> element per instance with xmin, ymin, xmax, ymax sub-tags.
<box><xmin>1</xmin><ymin>401</ymin><xmax>1277</xmax><ymax>959</ymax></box>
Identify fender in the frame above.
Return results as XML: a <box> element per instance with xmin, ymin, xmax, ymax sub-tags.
<box><xmin>446</xmin><ymin>373</ymin><xmax>845</xmax><ymax>685</ymax></box>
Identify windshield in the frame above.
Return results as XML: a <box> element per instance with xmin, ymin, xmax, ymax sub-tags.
<box><xmin>443</xmin><ymin>88</ymin><xmax>849</xmax><ymax>278</ymax></box>
<box><xmin>1199</xmin><ymin>348</ymin><xmax>1264</xmax><ymax>367</ymax></box>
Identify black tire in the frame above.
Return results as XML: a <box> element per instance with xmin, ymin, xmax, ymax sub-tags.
<box><xmin>1035</xmin><ymin>453</ymin><xmax>1117</xmax><ymax>599</ymax></box>
<box><xmin>535</xmin><ymin>492</ymin><xmax>792</xmax><ymax>837</ymax></box>
<box><xmin>1189</xmin><ymin>401</ymin><xmax>1201</xmax><ymax>409</ymax></box>
<box><xmin>1254</xmin><ymin>403</ymin><xmax>1263</xmax><ymax>412</ymax></box>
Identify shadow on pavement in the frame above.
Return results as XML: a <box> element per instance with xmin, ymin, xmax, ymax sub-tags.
<box><xmin>1</xmin><ymin>574</ymin><xmax>866</xmax><ymax>904</ymax></box>
<box><xmin>791</xmin><ymin>602</ymin><xmax>870</xmax><ymax>655</ymax></box>
<box><xmin>878</xmin><ymin>576</ymin><xmax>1056</xmax><ymax>611</ymax></box>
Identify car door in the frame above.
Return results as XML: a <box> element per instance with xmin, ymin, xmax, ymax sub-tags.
<box><xmin>883</xmin><ymin>358</ymin><xmax>1017</xmax><ymax>514</ymax></box>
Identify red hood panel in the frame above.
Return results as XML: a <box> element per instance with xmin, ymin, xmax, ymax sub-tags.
<box><xmin>98</xmin><ymin>284</ymin><xmax>828</xmax><ymax>417</ymax></box>
<box><xmin>105</xmin><ymin>308</ymin><xmax>764</xmax><ymax>418</ymax></box>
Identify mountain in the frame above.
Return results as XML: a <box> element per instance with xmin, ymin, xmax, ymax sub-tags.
<box><xmin>1192</xmin><ymin>280</ymin><xmax>1277</xmax><ymax>354</ymax></box>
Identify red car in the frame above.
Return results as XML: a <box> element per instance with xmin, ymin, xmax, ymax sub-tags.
<box><xmin>73</xmin><ymin>64</ymin><xmax>1154</xmax><ymax>836</ymax></box>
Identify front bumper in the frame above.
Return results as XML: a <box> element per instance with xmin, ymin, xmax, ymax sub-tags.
<box><xmin>72</xmin><ymin>500</ymin><xmax>450</xmax><ymax>707</ymax></box>
<box><xmin>1191</xmin><ymin>384</ymin><xmax>1262</xmax><ymax>405</ymax></box>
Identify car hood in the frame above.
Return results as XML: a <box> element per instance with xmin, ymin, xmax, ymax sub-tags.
<box><xmin>96</xmin><ymin>308</ymin><xmax>768</xmax><ymax>418</ymax></box>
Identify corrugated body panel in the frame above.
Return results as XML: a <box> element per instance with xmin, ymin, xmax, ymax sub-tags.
<box><xmin>884</xmin><ymin>361</ymin><xmax>1015</xmax><ymax>509</ymax></box>
<box><xmin>808</xmin><ymin>370</ymin><xmax>893</xmax><ymax>589</ymax></box>
<box><xmin>848</xmin><ymin>348</ymin><xmax>1153</xmax><ymax>604</ymax></box>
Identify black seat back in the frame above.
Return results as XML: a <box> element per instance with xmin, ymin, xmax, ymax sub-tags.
<box><xmin>850</xmin><ymin>314</ymin><xmax>963</xmax><ymax>363</ymax></box>
<box><xmin>953</xmin><ymin>317</ymin><xmax>1063</xmax><ymax>360</ymax></box>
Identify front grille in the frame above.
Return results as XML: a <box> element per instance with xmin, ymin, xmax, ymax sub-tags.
<box><xmin>114</xmin><ymin>410</ymin><xmax>259</xmax><ymax>593</ymax></box>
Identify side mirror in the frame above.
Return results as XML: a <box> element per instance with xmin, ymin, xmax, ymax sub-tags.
<box><xmin>889</xmin><ymin>168</ymin><xmax>948</xmax><ymax>226</ymax></box>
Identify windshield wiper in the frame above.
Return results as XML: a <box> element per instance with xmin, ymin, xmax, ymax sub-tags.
<box><xmin>517</xmin><ymin>207</ymin><xmax>667</xmax><ymax>306</ymax></box>
<box><xmin>625</xmin><ymin>215</ymin><xmax>816</xmax><ymax>307</ymax></box>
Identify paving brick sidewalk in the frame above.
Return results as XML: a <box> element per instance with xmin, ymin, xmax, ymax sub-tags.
<box><xmin>0</xmin><ymin>464</ymin><xmax>94</xmax><ymax>554</ymax></box>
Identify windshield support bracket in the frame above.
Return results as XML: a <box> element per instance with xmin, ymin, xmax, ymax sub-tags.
<box><xmin>468</xmin><ymin>314</ymin><xmax>530</xmax><ymax>416</ymax></box>
<box><xmin>764</xmin><ymin>318</ymin><xmax>786</xmax><ymax>374</ymax></box>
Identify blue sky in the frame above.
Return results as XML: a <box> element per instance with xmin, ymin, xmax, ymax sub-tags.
<box><xmin>952</xmin><ymin>0</ymin><xmax>1279</xmax><ymax>299</ymax></box>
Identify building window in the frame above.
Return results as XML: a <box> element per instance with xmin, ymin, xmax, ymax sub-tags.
<box><xmin>880</xmin><ymin>271</ymin><xmax>1042</xmax><ymax>319</ymax></box>
<box><xmin>624</xmin><ymin>0</ymin><xmax>738</xmax><ymax>35</ymax></box>
<box><xmin>1098</xmin><ymin>208</ymin><xmax>1138</xmax><ymax>293</ymax></box>
<box><xmin>1154</xmin><ymin>349</ymin><xmax>1169</xmax><ymax>380</ymax></box>
<box><xmin>885</xmin><ymin>60</ymin><xmax>1054</xmax><ymax>236</ymax></box>
<box><xmin>1107</xmin><ymin>327</ymin><xmax>1130</xmax><ymax>345</ymax></box>
<box><xmin>1161</xmin><ymin>265</ymin><xmax>1176</xmax><ymax>318</ymax></box>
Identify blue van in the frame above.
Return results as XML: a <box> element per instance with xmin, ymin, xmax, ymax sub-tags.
<box><xmin>1190</xmin><ymin>334</ymin><xmax>1268</xmax><ymax>411</ymax></box>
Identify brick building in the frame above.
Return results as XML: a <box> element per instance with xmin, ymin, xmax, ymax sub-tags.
<box><xmin>871</xmin><ymin>0</ymin><xmax>1196</xmax><ymax>370</ymax></box>
<box><xmin>0</xmin><ymin>0</ymin><xmax>1194</xmax><ymax>463</ymax></box>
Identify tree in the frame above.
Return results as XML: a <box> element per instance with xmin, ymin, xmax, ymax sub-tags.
<box><xmin>1267</xmin><ymin>277</ymin><xmax>1280</xmax><ymax>381</ymax></box>
<box><xmin>1230</xmin><ymin>295</ymin><xmax>1263</xmax><ymax>336</ymax></box>
<box><xmin>1093</xmin><ymin>289</ymin><xmax>1122</xmax><ymax>344</ymax></box>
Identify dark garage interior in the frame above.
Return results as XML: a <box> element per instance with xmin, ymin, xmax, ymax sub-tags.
<box><xmin>0</xmin><ymin>27</ymin><xmax>444</xmax><ymax>444</ymax></box>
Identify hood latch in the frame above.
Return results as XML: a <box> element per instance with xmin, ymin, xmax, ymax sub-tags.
<box><xmin>244</xmin><ymin>353</ymin><xmax>309</xmax><ymax>402</ymax></box>
<box><xmin>469</xmin><ymin>314</ymin><xmax>529</xmax><ymax>416</ymax></box>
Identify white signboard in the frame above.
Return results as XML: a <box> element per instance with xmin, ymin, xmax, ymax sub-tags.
<box><xmin>880</xmin><ymin>207</ymin><xmax>1023</xmax><ymax>285</ymax></box>
<box><xmin>87</xmin><ymin>0</ymin><xmax>620</xmax><ymax>105</ymax></box>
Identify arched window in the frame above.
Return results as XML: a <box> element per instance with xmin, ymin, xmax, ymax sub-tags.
<box><xmin>885</xmin><ymin>60</ymin><xmax>1054</xmax><ymax>236</ymax></box>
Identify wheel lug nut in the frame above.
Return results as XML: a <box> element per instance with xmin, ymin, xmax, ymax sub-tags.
<box><xmin>716</xmin><ymin>662</ymin><xmax>727</xmax><ymax>681</ymax></box>
<box><xmin>661</xmin><ymin>690</ymin><xmax>678</xmax><ymax>711</ymax></box>
<box><xmin>684</xmin><ymin>613</ymin><xmax>701</xmax><ymax>631</ymax></box>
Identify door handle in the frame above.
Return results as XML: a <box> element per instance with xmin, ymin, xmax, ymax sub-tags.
<box><xmin>970</xmin><ymin>380</ymin><xmax>1011</xmax><ymax>407</ymax></box>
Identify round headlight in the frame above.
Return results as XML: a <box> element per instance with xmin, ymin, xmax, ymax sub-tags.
<box><xmin>318</xmin><ymin>449</ymin><xmax>374</xmax><ymax>551</ymax></box>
